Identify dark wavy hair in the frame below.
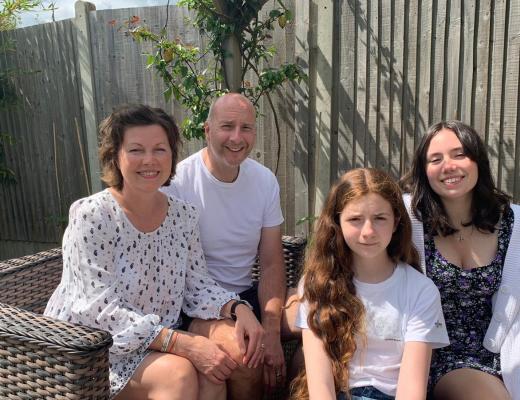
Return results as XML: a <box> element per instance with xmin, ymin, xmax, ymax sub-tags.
<box><xmin>291</xmin><ymin>168</ymin><xmax>419</xmax><ymax>400</ymax></box>
<box><xmin>98</xmin><ymin>104</ymin><xmax>180</xmax><ymax>191</ymax></box>
<box><xmin>400</xmin><ymin>120</ymin><xmax>510</xmax><ymax>236</ymax></box>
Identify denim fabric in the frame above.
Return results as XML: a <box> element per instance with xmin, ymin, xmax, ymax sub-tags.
<box><xmin>337</xmin><ymin>386</ymin><xmax>395</xmax><ymax>400</ymax></box>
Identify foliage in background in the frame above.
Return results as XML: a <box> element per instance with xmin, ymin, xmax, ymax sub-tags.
<box><xmin>0</xmin><ymin>0</ymin><xmax>53</xmax><ymax>186</ymax></box>
<box><xmin>128</xmin><ymin>0</ymin><xmax>306</xmax><ymax>157</ymax></box>
<box><xmin>0</xmin><ymin>0</ymin><xmax>42</xmax><ymax>31</ymax></box>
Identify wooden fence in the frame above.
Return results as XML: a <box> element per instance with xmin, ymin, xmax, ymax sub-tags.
<box><xmin>1</xmin><ymin>0</ymin><xmax>520</xmax><ymax>259</ymax></box>
<box><xmin>305</xmin><ymin>0</ymin><xmax>520</xmax><ymax>214</ymax></box>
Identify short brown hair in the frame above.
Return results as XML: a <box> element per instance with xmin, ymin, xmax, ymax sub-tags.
<box><xmin>98</xmin><ymin>104</ymin><xmax>181</xmax><ymax>190</ymax></box>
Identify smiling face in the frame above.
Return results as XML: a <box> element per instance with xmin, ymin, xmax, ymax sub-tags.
<box><xmin>339</xmin><ymin>192</ymin><xmax>397</xmax><ymax>269</ymax></box>
<box><xmin>117</xmin><ymin>124</ymin><xmax>173</xmax><ymax>194</ymax></box>
<box><xmin>204</xmin><ymin>94</ymin><xmax>256</xmax><ymax>182</ymax></box>
<box><xmin>425</xmin><ymin>128</ymin><xmax>478</xmax><ymax>204</ymax></box>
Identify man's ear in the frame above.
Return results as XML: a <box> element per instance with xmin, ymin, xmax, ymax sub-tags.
<box><xmin>204</xmin><ymin>121</ymin><xmax>210</xmax><ymax>141</ymax></box>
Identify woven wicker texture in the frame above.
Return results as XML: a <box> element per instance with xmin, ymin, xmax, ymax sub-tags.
<box><xmin>252</xmin><ymin>235</ymin><xmax>307</xmax><ymax>288</ymax></box>
<box><xmin>0</xmin><ymin>248</ymin><xmax>112</xmax><ymax>399</ymax></box>
<box><xmin>0</xmin><ymin>248</ymin><xmax>63</xmax><ymax>313</ymax></box>
<box><xmin>0</xmin><ymin>235</ymin><xmax>306</xmax><ymax>399</ymax></box>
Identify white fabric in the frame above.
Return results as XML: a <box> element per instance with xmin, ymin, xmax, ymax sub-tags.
<box><xmin>296</xmin><ymin>263</ymin><xmax>449</xmax><ymax>396</ymax></box>
<box><xmin>163</xmin><ymin>150</ymin><xmax>284</xmax><ymax>292</ymax></box>
<box><xmin>404</xmin><ymin>194</ymin><xmax>520</xmax><ymax>399</ymax></box>
<box><xmin>44</xmin><ymin>189</ymin><xmax>237</xmax><ymax>397</ymax></box>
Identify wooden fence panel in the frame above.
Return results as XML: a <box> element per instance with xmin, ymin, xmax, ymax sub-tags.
<box><xmin>0</xmin><ymin>20</ymin><xmax>87</xmax><ymax>259</ymax></box>
<box><xmin>323</xmin><ymin>0</ymin><xmax>520</xmax><ymax>212</ymax></box>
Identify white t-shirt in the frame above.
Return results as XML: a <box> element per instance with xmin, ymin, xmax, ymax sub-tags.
<box><xmin>162</xmin><ymin>150</ymin><xmax>284</xmax><ymax>293</ymax></box>
<box><xmin>296</xmin><ymin>263</ymin><xmax>449</xmax><ymax>396</ymax></box>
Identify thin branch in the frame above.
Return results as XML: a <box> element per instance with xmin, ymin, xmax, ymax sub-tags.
<box><xmin>245</xmin><ymin>57</ymin><xmax>281</xmax><ymax>174</ymax></box>
<box><xmin>265</xmin><ymin>91</ymin><xmax>281</xmax><ymax>175</ymax></box>
<box><xmin>163</xmin><ymin>0</ymin><xmax>171</xmax><ymax>32</ymax></box>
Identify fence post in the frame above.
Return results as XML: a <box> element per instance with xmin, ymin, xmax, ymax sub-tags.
<box><xmin>74</xmin><ymin>0</ymin><xmax>101</xmax><ymax>193</ymax></box>
<box><xmin>309</xmin><ymin>0</ymin><xmax>334</xmax><ymax>217</ymax></box>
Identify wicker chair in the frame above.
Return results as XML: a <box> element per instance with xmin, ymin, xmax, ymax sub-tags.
<box><xmin>0</xmin><ymin>235</ymin><xmax>306</xmax><ymax>400</ymax></box>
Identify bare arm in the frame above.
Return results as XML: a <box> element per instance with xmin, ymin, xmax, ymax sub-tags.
<box><xmin>395</xmin><ymin>341</ymin><xmax>432</xmax><ymax>400</ymax></box>
<box><xmin>302</xmin><ymin>328</ymin><xmax>336</xmax><ymax>400</ymax></box>
<box><xmin>257</xmin><ymin>225</ymin><xmax>286</xmax><ymax>386</ymax></box>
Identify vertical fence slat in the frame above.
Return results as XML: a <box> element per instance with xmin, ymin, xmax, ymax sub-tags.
<box><xmin>445</xmin><ymin>0</ymin><xmax>462</xmax><ymax>120</ymax></box>
<box><xmin>473</xmin><ymin>0</ymin><xmax>492</xmax><ymax>134</ymax></box>
<box><xmin>337</xmin><ymin>0</ymin><xmax>356</xmax><ymax>176</ymax></box>
<box><xmin>460</xmin><ymin>0</ymin><xmax>476</xmax><ymax>123</ymax></box>
<box><xmin>390</xmin><ymin>0</ymin><xmax>405</xmax><ymax>176</ymax></box>
<box><xmin>378</xmin><ymin>0</ymin><xmax>391</xmax><ymax>173</ymax></box>
<box><xmin>501</xmin><ymin>0</ymin><xmax>519</xmax><ymax>194</ymax></box>
<box><xmin>293</xmin><ymin>1</ymin><xmax>310</xmax><ymax>236</ymax></box>
<box><xmin>402</xmin><ymin>0</ymin><xmax>419</xmax><ymax>170</ymax></box>
<box><xmin>355</xmin><ymin>0</ymin><xmax>368</xmax><ymax>167</ymax></box>
<box><xmin>366</xmin><ymin>0</ymin><xmax>379</xmax><ymax>167</ymax></box>
<box><xmin>488</xmin><ymin>0</ymin><xmax>507</xmax><ymax>188</ymax></box>
<box><xmin>431</xmin><ymin>0</ymin><xmax>447</xmax><ymax>123</ymax></box>
<box><xmin>417</xmin><ymin>1</ymin><xmax>432</xmax><ymax>134</ymax></box>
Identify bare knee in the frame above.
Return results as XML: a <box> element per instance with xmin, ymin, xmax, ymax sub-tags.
<box><xmin>198</xmin><ymin>373</ymin><xmax>226</xmax><ymax>400</ymax></box>
<box><xmin>119</xmin><ymin>353</ymin><xmax>199</xmax><ymax>400</ymax></box>
<box><xmin>155</xmin><ymin>355</ymin><xmax>199</xmax><ymax>399</ymax></box>
<box><xmin>433</xmin><ymin>368</ymin><xmax>511</xmax><ymax>400</ymax></box>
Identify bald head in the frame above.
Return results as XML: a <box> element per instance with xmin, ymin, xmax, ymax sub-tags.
<box><xmin>207</xmin><ymin>93</ymin><xmax>256</xmax><ymax>124</ymax></box>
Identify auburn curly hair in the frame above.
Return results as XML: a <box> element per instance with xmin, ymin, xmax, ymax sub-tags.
<box><xmin>291</xmin><ymin>168</ymin><xmax>419</xmax><ymax>399</ymax></box>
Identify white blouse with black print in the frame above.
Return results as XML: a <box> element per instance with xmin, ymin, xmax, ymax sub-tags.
<box><xmin>44</xmin><ymin>189</ymin><xmax>237</xmax><ymax>397</ymax></box>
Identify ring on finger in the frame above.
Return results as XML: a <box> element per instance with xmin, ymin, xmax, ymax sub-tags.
<box><xmin>260</xmin><ymin>343</ymin><xmax>265</xmax><ymax>350</ymax></box>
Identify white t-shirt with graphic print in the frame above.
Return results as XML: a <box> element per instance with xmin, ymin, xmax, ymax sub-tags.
<box><xmin>296</xmin><ymin>263</ymin><xmax>449</xmax><ymax>396</ymax></box>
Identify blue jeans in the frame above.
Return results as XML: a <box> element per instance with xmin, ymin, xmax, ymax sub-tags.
<box><xmin>337</xmin><ymin>386</ymin><xmax>395</xmax><ymax>400</ymax></box>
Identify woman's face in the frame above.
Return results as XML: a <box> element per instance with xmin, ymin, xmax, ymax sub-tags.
<box><xmin>425</xmin><ymin>128</ymin><xmax>478</xmax><ymax>203</ymax></box>
<box><xmin>117</xmin><ymin>124</ymin><xmax>173</xmax><ymax>193</ymax></box>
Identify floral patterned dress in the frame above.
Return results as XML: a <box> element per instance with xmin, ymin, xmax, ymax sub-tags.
<box><xmin>424</xmin><ymin>207</ymin><xmax>513</xmax><ymax>388</ymax></box>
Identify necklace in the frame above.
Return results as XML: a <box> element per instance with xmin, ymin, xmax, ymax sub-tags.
<box><xmin>457</xmin><ymin>226</ymin><xmax>474</xmax><ymax>242</ymax></box>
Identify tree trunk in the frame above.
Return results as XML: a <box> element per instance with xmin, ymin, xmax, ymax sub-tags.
<box><xmin>212</xmin><ymin>0</ymin><xmax>270</xmax><ymax>92</ymax></box>
<box><xmin>213</xmin><ymin>0</ymin><xmax>241</xmax><ymax>92</ymax></box>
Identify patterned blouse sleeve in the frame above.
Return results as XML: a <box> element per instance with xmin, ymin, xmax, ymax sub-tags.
<box><xmin>63</xmin><ymin>199</ymin><xmax>162</xmax><ymax>355</ymax></box>
<box><xmin>181</xmin><ymin>205</ymin><xmax>238</xmax><ymax>318</ymax></box>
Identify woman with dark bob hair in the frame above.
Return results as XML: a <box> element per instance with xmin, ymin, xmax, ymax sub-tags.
<box><xmin>401</xmin><ymin>120</ymin><xmax>520</xmax><ymax>400</ymax></box>
<box><xmin>44</xmin><ymin>104</ymin><xmax>264</xmax><ymax>400</ymax></box>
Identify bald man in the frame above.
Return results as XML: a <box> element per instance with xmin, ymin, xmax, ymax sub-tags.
<box><xmin>163</xmin><ymin>93</ymin><xmax>300</xmax><ymax>399</ymax></box>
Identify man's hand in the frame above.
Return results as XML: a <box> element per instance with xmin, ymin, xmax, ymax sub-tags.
<box><xmin>181</xmin><ymin>334</ymin><xmax>238</xmax><ymax>384</ymax></box>
<box><xmin>262</xmin><ymin>329</ymin><xmax>286</xmax><ymax>389</ymax></box>
<box><xmin>234</xmin><ymin>304</ymin><xmax>265</xmax><ymax>368</ymax></box>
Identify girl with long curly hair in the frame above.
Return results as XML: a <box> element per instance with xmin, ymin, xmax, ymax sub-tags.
<box><xmin>291</xmin><ymin>168</ymin><xmax>449</xmax><ymax>400</ymax></box>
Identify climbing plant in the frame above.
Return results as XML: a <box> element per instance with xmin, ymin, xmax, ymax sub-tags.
<box><xmin>128</xmin><ymin>0</ymin><xmax>306</xmax><ymax>169</ymax></box>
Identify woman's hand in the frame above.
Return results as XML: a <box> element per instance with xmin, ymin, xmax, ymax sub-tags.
<box><xmin>175</xmin><ymin>332</ymin><xmax>238</xmax><ymax>384</ymax></box>
<box><xmin>234</xmin><ymin>304</ymin><xmax>265</xmax><ymax>368</ymax></box>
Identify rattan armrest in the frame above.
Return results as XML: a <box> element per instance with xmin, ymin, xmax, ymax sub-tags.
<box><xmin>0</xmin><ymin>302</ymin><xmax>112</xmax><ymax>399</ymax></box>
<box><xmin>0</xmin><ymin>248</ymin><xmax>113</xmax><ymax>399</ymax></box>
<box><xmin>0</xmin><ymin>248</ymin><xmax>63</xmax><ymax>313</ymax></box>
<box><xmin>251</xmin><ymin>235</ymin><xmax>307</xmax><ymax>287</ymax></box>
